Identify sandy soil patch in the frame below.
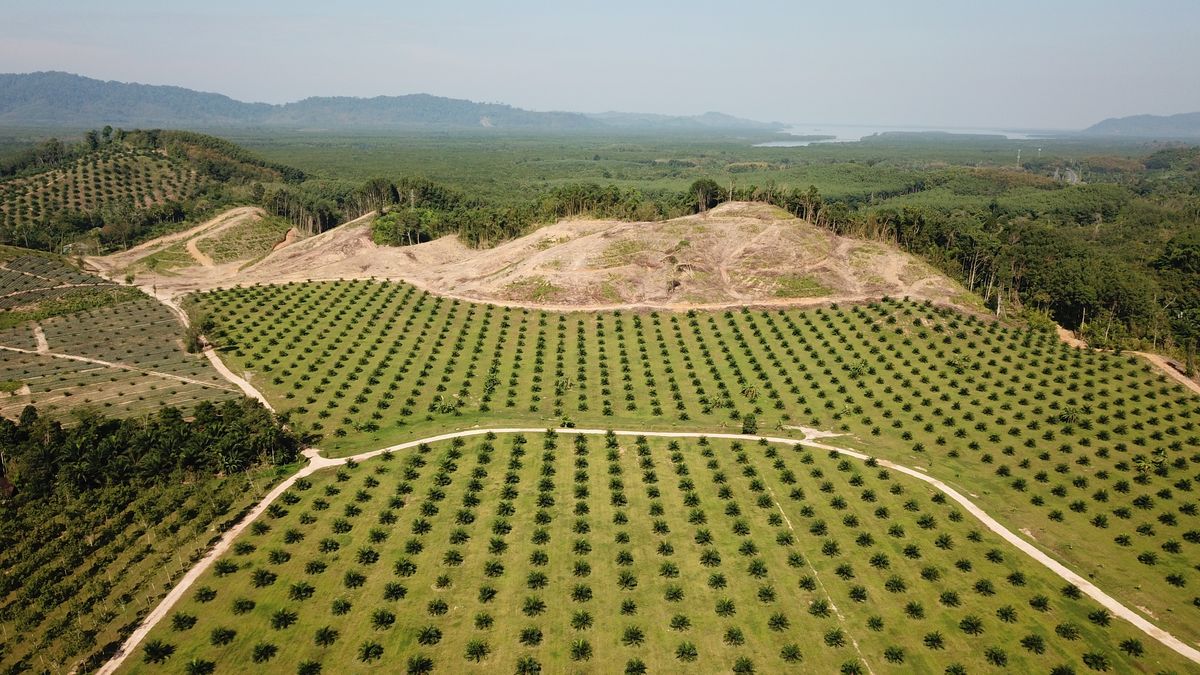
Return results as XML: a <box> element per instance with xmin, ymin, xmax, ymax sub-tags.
<box><xmin>94</xmin><ymin>202</ymin><xmax>971</xmax><ymax>313</ymax></box>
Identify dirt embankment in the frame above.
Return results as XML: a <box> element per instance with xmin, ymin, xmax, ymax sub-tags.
<box><xmin>87</xmin><ymin>206</ymin><xmax>266</xmax><ymax>276</ymax></box>
<box><xmin>100</xmin><ymin>202</ymin><xmax>973</xmax><ymax>312</ymax></box>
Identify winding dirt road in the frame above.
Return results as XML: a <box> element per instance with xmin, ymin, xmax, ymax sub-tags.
<box><xmin>97</xmin><ymin>425</ymin><xmax>1200</xmax><ymax>673</ymax></box>
<box><xmin>86</xmin><ymin>207</ymin><xmax>265</xmax><ymax>277</ymax></box>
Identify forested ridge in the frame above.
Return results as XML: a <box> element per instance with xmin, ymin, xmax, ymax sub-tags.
<box><xmin>0</xmin><ymin>72</ymin><xmax>780</xmax><ymax>132</ymax></box>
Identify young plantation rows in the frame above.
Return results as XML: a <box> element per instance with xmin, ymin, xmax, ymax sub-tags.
<box><xmin>126</xmin><ymin>433</ymin><xmax>1191</xmax><ymax>674</ymax></box>
<box><xmin>0</xmin><ymin>473</ymin><xmax>281</xmax><ymax>673</ymax></box>
<box><xmin>0</xmin><ymin>295</ymin><xmax>239</xmax><ymax>419</ymax></box>
<box><xmin>0</xmin><ymin>254</ymin><xmax>118</xmax><ymax>310</ymax></box>
<box><xmin>0</xmin><ymin>149</ymin><xmax>199</xmax><ymax>229</ymax></box>
<box><xmin>193</xmin><ymin>280</ymin><xmax>1200</xmax><ymax>647</ymax></box>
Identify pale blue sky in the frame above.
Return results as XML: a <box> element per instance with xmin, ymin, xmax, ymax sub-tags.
<box><xmin>1</xmin><ymin>0</ymin><xmax>1197</xmax><ymax>129</ymax></box>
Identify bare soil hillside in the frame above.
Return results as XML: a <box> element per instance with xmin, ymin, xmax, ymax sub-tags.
<box><xmin>89</xmin><ymin>202</ymin><xmax>973</xmax><ymax>311</ymax></box>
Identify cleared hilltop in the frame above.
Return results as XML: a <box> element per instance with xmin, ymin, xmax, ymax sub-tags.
<box><xmin>91</xmin><ymin>201</ymin><xmax>970</xmax><ymax>311</ymax></box>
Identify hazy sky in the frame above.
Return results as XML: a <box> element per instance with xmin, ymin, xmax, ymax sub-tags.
<box><xmin>2</xmin><ymin>0</ymin><xmax>1197</xmax><ymax>130</ymax></box>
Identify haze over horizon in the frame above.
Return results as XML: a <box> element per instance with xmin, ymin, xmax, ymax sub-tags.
<box><xmin>1</xmin><ymin>0</ymin><xmax>1198</xmax><ymax>130</ymax></box>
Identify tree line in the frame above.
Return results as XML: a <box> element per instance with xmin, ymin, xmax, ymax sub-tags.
<box><xmin>0</xmin><ymin>398</ymin><xmax>299</xmax><ymax>506</ymax></box>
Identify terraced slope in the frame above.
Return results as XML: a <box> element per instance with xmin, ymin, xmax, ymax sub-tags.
<box><xmin>0</xmin><ymin>252</ymin><xmax>239</xmax><ymax>420</ymax></box>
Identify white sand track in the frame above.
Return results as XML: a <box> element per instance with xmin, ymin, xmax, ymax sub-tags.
<box><xmin>97</xmin><ymin>426</ymin><xmax>1200</xmax><ymax>673</ymax></box>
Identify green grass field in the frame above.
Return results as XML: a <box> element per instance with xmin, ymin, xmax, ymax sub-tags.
<box><xmin>187</xmin><ymin>280</ymin><xmax>1200</xmax><ymax>655</ymax></box>
<box><xmin>125</xmin><ymin>432</ymin><xmax>1191</xmax><ymax>674</ymax></box>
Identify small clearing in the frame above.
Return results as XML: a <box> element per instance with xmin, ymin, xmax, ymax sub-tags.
<box><xmin>88</xmin><ymin>206</ymin><xmax>265</xmax><ymax>276</ymax></box>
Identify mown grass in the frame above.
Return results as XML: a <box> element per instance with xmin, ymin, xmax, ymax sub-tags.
<box><xmin>191</xmin><ymin>281</ymin><xmax>1200</xmax><ymax>648</ymax></box>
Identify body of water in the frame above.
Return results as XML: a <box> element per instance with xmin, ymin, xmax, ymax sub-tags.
<box><xmin>755</xmin><ymin>123</ymin><xmax>1055</xmax><ymax>147</ymax></box>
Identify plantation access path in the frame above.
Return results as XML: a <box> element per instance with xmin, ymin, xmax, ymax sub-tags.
<box><xmin>85</xmin><ymin>206</ymin><xmax>265</xmax><ymax>277</ymax></box>
<box><xmin>0</xmin><ymin>343</ymin><xmax>238</xmax><ymax>392</ymax></box>
<box><xmin>1057</xmin><ymin>326</ymin><xmax>1200</xmax><ymax>396</ymax></box>
<box><xmin>151</xmin><ymin>293</ymin><xmax>276</xmax><ymax>411</ymax></box>
<box><xmin>1137</xmin><ymin>350</ymin><xmax>1200</xmax><ymax>396</ymax></box>
<box><xmin>98</xmin><ymin>426</ymin><xmax>1200</xmax><ymax>673</ymax></box>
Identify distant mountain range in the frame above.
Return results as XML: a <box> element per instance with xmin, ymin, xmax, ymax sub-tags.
<box><xmin>1082</xmin><ymin>112</ymin><xmax>1200</xmax><ymax>138</ymax></box>
<box><xmin>0</xmin><ymin>72</ymin><xmax>785</xmax><ymax>132</ymax></box>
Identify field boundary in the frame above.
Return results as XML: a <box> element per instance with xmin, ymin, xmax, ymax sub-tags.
<box><xmin>97</xmin><ymin>427</ymin><xmax>1200</xmax><ymax>673</ymax></box>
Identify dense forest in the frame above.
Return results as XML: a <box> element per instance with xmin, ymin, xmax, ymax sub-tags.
<box><xmin>0</xmin><ymin>398</ymin><xmax>298</xmax><ymax>505</ymax></box>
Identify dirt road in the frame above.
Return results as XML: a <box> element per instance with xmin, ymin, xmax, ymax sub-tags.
<box><xmin>1136</xmin><ymin>350</ymin><xmax>1200</xmax><ymax>396</ymax></box>
<box><xmin>97</xmin><ymin>425</ymin><xmax>1200</xmax><ymax>672</ymax></box>
<box><xmin>85</xmin><ymin>206</ymin><xmax>265</xmax><ymax>276</ymax></box>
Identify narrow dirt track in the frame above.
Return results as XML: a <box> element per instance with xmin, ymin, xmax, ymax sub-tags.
<box><xmin>1136</xmin><ymin>350</ymin><xmax>1200</xmax><ymax>395</ymax></box>
<box><xmin>97</xmin><ymin>425</ymin><xmax>1200</xmax><ymax>672</ymax></box>
<box><xmin>200</xmin><ymin>346</ymin><xmax>273</xmax><ymax>410</ymax></box>
<box><xmin>1057</xmin><ymin>326</ymin><xmax>1200</xmax><ymax>395</ymax></box>
<box><xmin>184</xmin><ymin>237</ymin><xmax>213</xmax><ymax>267</ymax></box>
<box><xmin>86</xmin><ymin>206</ymin><xmax>265</xmax><ymax>276</ymax></box>
<box><xmin>0</xmin><ymin>344</ymin><xmax>236</xmax><ymax>391</ymax></box>
<box><xmin>32</xmin><ymin>323</ymin><xmax>48</xmax><ymax>354</ymax></box>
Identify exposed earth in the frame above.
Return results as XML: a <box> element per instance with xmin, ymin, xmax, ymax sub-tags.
<box><xmin>87</xmin><ymin>202</ymin><xmax>973</xmax><ymax>311</ymax></box>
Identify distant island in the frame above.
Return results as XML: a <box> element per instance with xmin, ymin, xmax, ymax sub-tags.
<box><xmin>1082</xmin><ymin>111</ymin><xmax>1200</xmax><ymax>138</ymax></box>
